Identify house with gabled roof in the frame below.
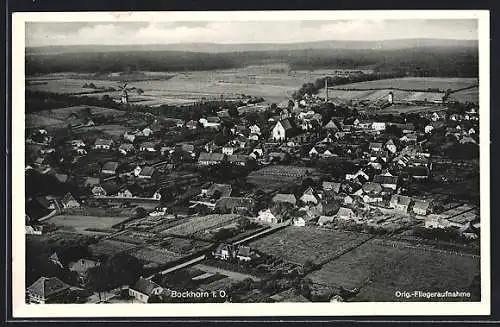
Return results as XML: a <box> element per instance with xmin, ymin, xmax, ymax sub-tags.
<box><xmin>129</xmin><ymin>277</ymin><xmax>164</xmax><ymax>303</ymax></box>
<box><xmin>413</xmin><ymin>200</ymin><xmax>432</xmax><ymax>216</ymax></box>
<box><xmin>385</xmin><ymin>139</ymin><xmax>397</xmax><ymax>154</ymax></box>
<box><xmin>236</xmin><ymin>246</ymin><xmax>254</xmax><ymax>262</ymax></box>
<box><xmin>138</xmin><ymin>166</ymin><xmax>156</xmax><ymax>179</ymax></box>
<box><xmin>272</xmin><ymin>118</ymin><xmax>297</xmax><ymax>141</ymax></box>
<box><xmin>94</xmin><ymin>138</ymin><xmax>114</xmax><ymax>150</ymax></box>
<box><xmin>198</xmin><ymin>152</ymin><xmax>225</xmax><ymax>166</ymax></box>
<box><xmin>300</xmin><ymin>187</ymin><xmax>319</xmax><ymax>204</ymax></box>
<box><xmin>373</xmin><ymin>171</ymin><xmax>398</xmax><ymax>190</ymax></box>
<box><xmin>389</xmin><ymin>195</ymin><xmax>413</xmax><ymax>213</ymax></box>
<box><xmin>336</xmin><ymin>207</ymin><xmax>356</xmax><ymax>221</ymax></box>
<box><xmin>369</xmin><ymin>142</ymin><xmax>383</xmax><ymax>152</ymax></box>
<box><xmin>26</xmin><ymin>276</ymin><xmax>71</xmax><ymax>304</ymax></box>
<box><xmin>206</xmin><ymin>183</ymin><xmax>232</xmax><ymax>199</ymax></box>
<box><xmin>228</xmin><ymin>154</ymin><xmax>250</xmax><ymax>166</ymax></box>
<box><xmin>323</xmin><ymin>181</ymin><xmax>341</xmax><ymax>194</ymax></box>
<box><xmin>101</xmin><ymin>161</ymin><xmax>119</xmax><ymax>175</ymax></box>
<box><xmin>61</xmin><ymin>192</ymin><xmax>80</xmax><ymax>209</ymax></box>
<box><xmin>272</xmin><ymin>193</ymin><xmax>297</xmax><ymax>206</ymax></box>
<box><xmin>215</xmin><ymin>197</ymin><xmax>255</xmax><ymax>215</ymax></box>
<box><xmin>119</xmin><ymin>143</ymin><xmax>135</xmax><ymax>155</ymax></box>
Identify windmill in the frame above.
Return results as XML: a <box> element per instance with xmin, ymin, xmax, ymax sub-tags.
<box><xmin>118</xmin><ymin>82</ymin><xmax>134</xmax><ymax>104</ymax></box>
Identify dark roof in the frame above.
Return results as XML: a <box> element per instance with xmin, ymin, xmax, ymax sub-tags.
<box><xmin>207</xmin><ymin>116</ymin><xmax>221</xmax><ymax>123</ymax></box>
<box><xmin>69</xmin><ymin>258</ymin><xmax>100</xmax><ymax>274</ymax></box>
<box><xmin>323</xmin><ymin>181</ymin><xmax>341</xmax><ymax>193</ymax></box>
<box><xmin>373</xmin><ymin>174</ymin><xmax>398</xmax><ymax>185</ymax></box>
<box><xmin>215</xmin><ymin>197</ymin><xmax>254</xmax><ymax>211</ymax></box>
<box><xmin>94</xmin><ymin>138</ymin><xmax>113</xmax><ymax>146</ymax></box>
<box><xmin>140</xmin><ymin>142</ymin><xmax>156</xmax><ymax>149</ymax></box>
<box><xmin>413</xmin><ymin>200</ymin><xmax>431</xmax><ymax>210</ymax></box>
<box><xmin>362</xmin><ymin>182</ymin><xmax>383</xmax><ymax>194</ymax></box>
<box><xmin>272</xmin><ymin>193</ymin><xmax>297</xmax><ymax>205</ymax></box>
<box><xmin>369</xmin><ymin>142</ymin><xmax>383</xmax><ymax>149</ymax></box>
<box><xmin>131</xmin><ymin>277</ymin><xmax>162</xmax><ymax>296</ymax></box>
<box><xmin>84</xmin><ymin>177</ymin><xmax>100</xmax><ymax>187</ymax></box>
<box><xmin>405</xmin><ymin>166</ymin><xmax>430</xmax><ymax>177</ymax></box>
<box><xmin>237</xmin><ymin>246</ymin><xmax>251</xmax><ymax>257</ymax></box>
<box><xmin>139</xmin><ymin>166</ymin><xmax>156</xmax><ymax>177</ymax></box>
<box><xmin>54</xmin><ymin>173</ymin><xmax>69</xmax><ymax>183</ymax></box>
<box><xmin>101</xmin><ymin>181</ymin><xmax>119</xmax><ymax>195</ymax></box>
<box><xmin>102</xmin><ymin>161</ymin><xmax>119</xmax><ymax>172</ymax></box>
<box><xmin>207</xmin><ymin>184</ymin><xmax>232</xmax><ymax>197</ymax></box>
<box><xmin>278</xmin><ymin>118</ymin><xmax>295</xmax><ymax>131</ymax></box>
<box><xmin>61</xmin><ymin>192</ymin><xmax>77</xmax><ymax>205</ymax></box>
<box><xmin>119</xmin><ymin>143</ymin><xmax>135</xmax><ymax>150</ymax></box>
<box><xmin>391</xmin><ymin>194</ymin><xmax>412</xmax><ymax>206</ymax></box>
<box><xmin>228</xmin><ymin>154</ymin><xmax>249</xmax><ymax>163</ymax></box>
<box><xmin>27</xmin><ymin>276</ymin><xmax>70</xmax><ymax>298</ymax></box>
<box><xmin>198</xmin><ymin>152</ymin><xmax>225</xmax><ymax>162</ymax></box>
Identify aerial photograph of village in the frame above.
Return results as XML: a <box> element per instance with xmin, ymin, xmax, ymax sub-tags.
<box><xmin>24</xmin><ymin>18</ymin><xmax>481</xmax><ymax>304</ymax></box>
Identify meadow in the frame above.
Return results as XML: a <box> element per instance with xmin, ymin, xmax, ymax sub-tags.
<box><xmin>308</xmin><ymin>238</ymin><xmax>480</xmax><ymax>301</ymax></box>
<box><xmin>448</xmin><ymin>86</ymin><xmax>479</xmax><ymax>104</ymax></box>
<box><xmin>46</xmin><ymin>215</ymin><xmax>130</xmax><ymax>234</ymax></box>
<box><xmin>248</xmin><ymin>227</ymin><xmax>372</xmax><ymax>266</ymax></box>
<box><xmin>330</xmin><ymin>77</ymin><xmax>478</xmax><ymax>92</ymax></box>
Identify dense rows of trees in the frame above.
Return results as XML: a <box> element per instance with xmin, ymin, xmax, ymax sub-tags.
<box><xmin>26</xmin><ymin>47</ymin><xmax>478</xmax><ymax>77</ymax></box>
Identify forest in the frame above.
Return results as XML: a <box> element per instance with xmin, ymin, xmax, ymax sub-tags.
<box><xmin>26</xmin><ymin>46</ymin><xmax>478</xmax><ymax>78</ymax></box>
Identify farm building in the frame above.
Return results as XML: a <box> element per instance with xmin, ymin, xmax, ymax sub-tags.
<box><xmin>61</xmin><ymin>192</ymin><xmax>80</xmax><ymax>209</ymax></box>
<box><xmin>206</xmin><ymin>183</ymin><xmax>232</xmax><ymax>199</ymax></box>
<box><xmin>119</xmin><ymin>143</ymin><xmax>135</xmax><ymax>155</ymax></box>
<box><xmin>94</xmin><ymin>139</ymin><xmax>114</xmax><ymax>150</ymax></box>
<box><xmin>272</xmin><ymin>193</ymin><xmax>297</xmax><ymax>206</ymax></box>
<box><xmin>369</xmin><ymin>142</ymin><xmax>383</xmax><ymax>152</ymax></box>
<box><xmin>215</xmin><ymin>197</ymin><xmax>255</xmax><ymax>214</ymax></box>
<box><xmin>389</xmin><ymin>195</ymin><xmax>413</xmax><ymax>213</ymax></box>
<box><xmin>413</xmin><ymin>200</ymin><xmax>432</xmax><ymax>216</ymax></box>
<box><xmin>257</xmin><ymin>206</ymin><xmax>289</xmax><ymax>224</ymax></box>
<box><xmin>336</xmin><ymin>207</ymin><xmax>356</xmax><ymax>221</ymax></box>
<box><xmin>213</xmin><ymin>243</ymin><xmax>236</xmax><ymax>260</ymax></box>
<box><xmin>101</xmin><ymin>161</ymin><xmax>119</xmax><ymax>175</ymax></box>
<box><xmin>228</xmin><ymin>154</ymin><xmax>250</xmax><ymax>166</ymax></box>
<box><xmin>139</xmin><ymin>142</ymin><xmax>157</xmax><ymax>152</ymax></box>
<box><xmin>129</xmin><ymin>277</ymin><xmax>164</xmax><ymax>303</ymax></box>
<box><xmin>300</xmin><ymin>187</ymin><xmax>319</xmax><ymax>204</ymax></box>
<box><xmin>318</xmin><ymin>215</ymin><xmax>335</xmax><ymax>226</ymax></box>
<box><xmin>198</xmin><ymin>152</ymin><xmax>225</xmax><ymax>166</ymax></box>
<box><xmin>371</xmin><ymin>122</ymin><xmax>386</xmax><ymax>131</ymax></box>
<box><xmin>272</xmin><ymin>119</ymin><xmax>297</xmax><ymax>141</ymax></box>
<box><xmin>322</xmin><ymin>181</ymin><xmax>341</xmax><ymax>193</ymax></box>
<box><xmin>138</xmin><ymin>166</ymin><xmax>156</xmax><ymax>179</ymax></box>
<box><xmin>26</xmin><ymin>276</ymin><xmax>71</xmax><ymax>304</ymax></box>
<box><xmin>373</xmin><ymin>172</ymin><xmax>398</xmax><ymax>190</ymax></box>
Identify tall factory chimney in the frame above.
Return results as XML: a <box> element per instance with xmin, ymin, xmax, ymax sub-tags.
<box><xmin>325</xmin><ymin>78</ymin><xmax>329</xmax><ymax>102</ymax></box>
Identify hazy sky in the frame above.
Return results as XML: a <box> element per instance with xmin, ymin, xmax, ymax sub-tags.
<box><xmin>26</xmin><ymin>19</ymin><xmax>478</xmax><ymax>47</ymax></box>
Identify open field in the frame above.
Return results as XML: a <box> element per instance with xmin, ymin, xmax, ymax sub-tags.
<box><xmin>308</xmin><ymin>238</ymin><xmax>480</xmax><ymax>301</ymax></box>
<box><xmin>129</xmin><ymin>245</ymin><xmax>184</xmax><ymax>265</ymax></box>
<box><xmin>76</xmin><ymin>124</ymin><xmax>130</xmax><ymax>138</ymax></box>
<box><xmin>319</xmin><ymin>88</ymin><xmax>445</xmax><ymax>103</ymax></box>
<box><xmin>448</xmin><ymin>86</ymin><xmax>479</xmax><ymax>104</ymax></box>
<box><xmin>25</xmin><ymin>114</ymin><xmax>67</xmax><ymax>129</ymax></box>
<box><xmin>38</xmin><ymin>105</ymin><xmax>127</xmax><ymax>120</ymax></box>
<box><xmin>248</xmin><ymin>227</ymin><xmax>372</xmax><ymax>266</ymax></box>
<box><xmin>26</xmin><ymin>66</ymin><xmax>319</xmax><ymax>105</ymax></box>
<box><xmin>160</xmin><ymin>214</ymin><xmax>241</xmax><ymax>236</ymax></box>
<box><xmin>330</xmin><ymin>77</ymin><xmax>478</xmax><ymax>92</ymax></box>
<box><xmin>89</xmin><ymin>239</ymin><xmax>138</xmax><ymax>257</ymax></box>
<box><xmin>26</xmin><ymin>105</ymin><xmax>127</xmax><ymax>130</ymax></box>
<box><xmin>46</xmin><ymin>215</ymin><xmax>130</xmax><ymax>234</ymax></box>
<box><xmin>371</xmin><ymin>104</ymin><xmax>446</xmax><ymax>114</ymax></box>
